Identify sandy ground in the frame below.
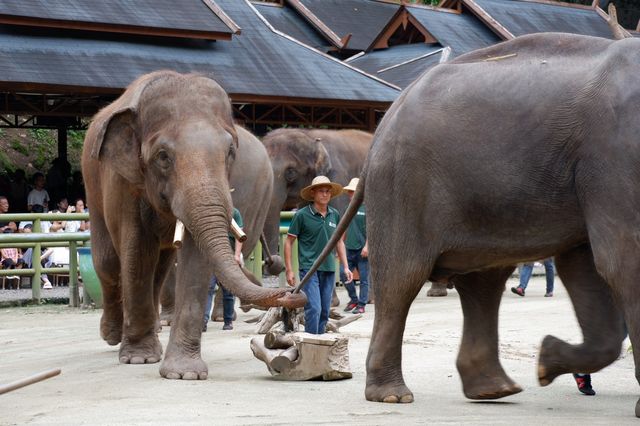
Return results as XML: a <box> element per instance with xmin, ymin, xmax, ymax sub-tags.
<box><xmin>1</xmin><ymin>276</ymin><xmax>638</xmax><ymax>425</ymax></box>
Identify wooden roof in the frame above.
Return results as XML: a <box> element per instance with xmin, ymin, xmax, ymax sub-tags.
<box><xmin>0</xmin><ymin>0</ymin><xmax>240</xmax><ymax>40</ymax></box>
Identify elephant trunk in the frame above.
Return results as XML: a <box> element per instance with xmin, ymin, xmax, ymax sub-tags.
<box><xmin>177</xmin><ymin>184</ymin><xmax>304</xmax><ymax>309</ymax></box>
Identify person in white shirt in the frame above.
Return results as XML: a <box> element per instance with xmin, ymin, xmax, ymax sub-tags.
<box><xmin>27</xmin><ymin>172</ymin><xmax>50</xmax><ymax>212</ymax></box>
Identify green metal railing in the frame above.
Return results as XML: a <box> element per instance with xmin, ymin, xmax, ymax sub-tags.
<box><xmin>0</xmin><ymin>213</ymin><xmax>90</xmax><ymax>306</ymax></box>
<box><xmin>0</xmin><ymin>210</ymin><xmax>329</xmax><ymax>305</ymax></box>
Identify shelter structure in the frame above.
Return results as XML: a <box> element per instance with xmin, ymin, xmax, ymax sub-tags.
<box><xmin>256</xmin><ymin>0</ymin><xmax>625</xmax><ymax>89</ymax></box>
<box><xmin>0</xmin><ymin>0</ymin><xmax>400</xmax><ymax>162</ymax></box>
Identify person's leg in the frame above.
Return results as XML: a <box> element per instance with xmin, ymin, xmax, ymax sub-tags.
<box><xmin>202</xmin><ymin>276</ymin><xmax>217</xmax><ymax>329</ymax></box>
<box><xmin>299</xmin><ymin>269</ymin><xmax>321</xmax><ymax>334</ymax></box>
<box><xmin>357</xmin><ymin>254</ymin><xmax>369</xmax><ymax>309</ymax></box>
<box><xmin>221</xmin><ymin>285</ymin><xmax>235</xmax><ymax>329</ymax></box>
<box><xmin>543</xmin><ymin>258</ymin><xmax>555</xmax><ymax>295</ymax></box>
<box><xmin>318</xmin><ymin>271</ymin><xmax>335</xmax><ymax>333</ymax></box>
<box><xmin>343</xmin><ymin>250</ymin><xmax>359</xmax><ymax>310</ymax></box>
<box><xmin>511</xmin><ymin>263</ymin><xmax>533</xmax><ymax>296</ymax></box>
<box><xmin>573</xmin><ymin>373</ymin><xmax>595</xmax><ymax>395</ymax></box>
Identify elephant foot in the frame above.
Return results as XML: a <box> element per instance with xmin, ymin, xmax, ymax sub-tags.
<box><xmin>159</xmin><ymin>307</ymin><xmax>174</xmax><ymax>327</ymax></box>
<box><xmin>365</xmin><ymin>382</ymin><xmax>414</xmax><ymax>403</ymax></box>
<box><xmin>119</xmin><ymin>333</ymin><xmax>163</xmax><ymax>364</ymax></box>
<box><xmin>426</xmin><ymin>282</ymin><xmax>448</xmax><ymax>297</ymax></box>
<box><xmin>100</xmin><ymin>313</ymin><xmax>122</xmax><ymax>346</ymax></box>
<box><xmin>538</xmin><ymin>335</ymin><xmax>569</xmax><ymax>386</ymax></box>
<box><xmin>160</xmin><ymin>353</ymin><xmax>208</xmax><ymax>380</ymax></box>
<box><xmin>461</xmin><ymin>373</ymin><xmax>522</xmax><ymax>400</ymax></box>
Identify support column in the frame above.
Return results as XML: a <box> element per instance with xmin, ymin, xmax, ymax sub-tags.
<box><xmin>57</xmin><ymin>125</ymin><xmax>68</xmax><ymax>161</ymax></box>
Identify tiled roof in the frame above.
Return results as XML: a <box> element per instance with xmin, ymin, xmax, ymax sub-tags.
<box><xmin>253</xmin><ymin>2</ymin><xmax>330</xmax><ymax>51</ymax></box>
<box><xmin>0</xmin><ymin>0</ymin><xmax>237</xmax><ymax>39</ymax></box>
<box><xmin>0</xmin><ymin>0</ymin><xmax>399</xmax><ymax>104</ymax></box>
<box><xmin>469</xmin><ymin>0</ymin><xmax>614</xmax><ymax>39</ymax></box>
<box><xmin>295</xmin><ymin>0</ymin><xmax>399</xmax><ymax>51</ymax></box>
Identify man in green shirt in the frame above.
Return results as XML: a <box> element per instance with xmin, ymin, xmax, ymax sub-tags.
<box><xmin>342</xmin><ymin>178</ymin><xmax>369</xmax><ymax>314</ymax></box>
<box><xmin>285</xmin><ymin>176</ymin><xmax>352</xmax><ymax>334</ymax></box>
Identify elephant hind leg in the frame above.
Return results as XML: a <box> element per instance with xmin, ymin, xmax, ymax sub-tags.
<box><xmin>90</xmin><ymin>215</ymin><xmax>123</xmax><ymax>346</ymax></box>
<box><xmin>453</xmin><ymin>266</ymin><xmax>522</xmax><ymax>400</ymax></box>
<box><xmin>538</xmin><ymin>244</ymin><xmax>625</xmax><ymax>385</ymax></box>
<box><xmin>365</xmin><ymin>259</ymin><xmax>431</xmax><ymax>403</ymax></box>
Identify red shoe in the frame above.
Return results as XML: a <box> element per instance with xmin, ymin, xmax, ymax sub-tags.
<box><xmin>344</xmin><ymin>302</ymin><xmax>358</xmax><ymax>312</ymax></box>
<box><xmin>352</xmin><ymin>306</ymin><xmax>365</xmax><ymax>314</ymax></box>
<box><xmin>511</xmin><ymin>287</ymin><xmax>525</xmax><ymax>297</ymax></box>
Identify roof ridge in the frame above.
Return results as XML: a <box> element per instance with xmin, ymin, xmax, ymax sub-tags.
<box><xmin>246</xmin><ymin>0</ymin><xmax>401</xmax><ymax>91</ymax></box>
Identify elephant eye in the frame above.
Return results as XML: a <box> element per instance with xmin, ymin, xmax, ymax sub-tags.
<box><xmin>155</xmin><ymin>150</ymin><xmax>172</xmax><ymax>168</ymax></box>
<box><xmin>285</xmin><ymin>167</ymin><xmax>298</xmax><ymax>183</ymax></box>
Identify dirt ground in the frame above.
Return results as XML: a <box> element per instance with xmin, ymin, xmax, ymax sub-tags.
<box><xmin>1</xmin><ymin>276</ymin><xmax>638</xmax><ymax>425</ymax></box>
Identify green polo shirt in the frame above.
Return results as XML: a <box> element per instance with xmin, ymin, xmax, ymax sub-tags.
<box><xmin>229</xmin><ymin>208</ymin><xmax>243</xmax><ymax>250</ymax></box>
<box><xmin>287</xmin><ymin>204</ymin><xmax>341</xmax><ymax>272</ymax></box>
<box><xmin>345</xmin><ymin>205</ymin><xmax>366</xmax><ymax>250</ymax></box>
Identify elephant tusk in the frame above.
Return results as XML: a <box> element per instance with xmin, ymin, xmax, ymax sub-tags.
<box><xmin>173</xmin><ymin>220</ymin><xmax>185</xmax><ymax>249</ymax></box>
<box><xmin>231</xmin><ymin>217</ymin><xmax>247</xmax><ymax>243</ymax></box>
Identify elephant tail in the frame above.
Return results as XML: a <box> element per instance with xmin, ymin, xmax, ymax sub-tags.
<box><xmin>293</xmin><ymin>172</ymin><xmax>365</xmax><ymax>294</ymax></box>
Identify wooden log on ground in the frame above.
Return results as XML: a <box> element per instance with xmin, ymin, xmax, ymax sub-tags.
<box><xmin>329</xmin><ymin>308</ymin><xmax>345</xmax><ymax>320</ymax></box>
<box><xmin>326</xmin><ymin>313</ymin><xmax>362</xmax><ymax>332</ymax></box>
<box><xmin>244</xmin><ymin>312</ymin><xmax>266</xmax><ymax>324</ymax></box>
<box><xmin>251</xmin><ymin>332</ymin><xmax>352</xmax><ymax>381</ymax></box>
<box><xmin>264</xmin><ymin>331</ymin><xmax>295</xmax><ymax>349</ymax></box>
<box><xmin>256</xmin><ymin>307</ymin><xmax>282</xmax><ymax>334</ymax></box>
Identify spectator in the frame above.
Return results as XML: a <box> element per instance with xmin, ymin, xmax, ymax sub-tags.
<box><xmin>511</xmin><ymin>258</ymin><xmax>555</xmax><ymax>297</ymax></box>
<box><xmin>8</xmin><ymin>169</ymin><xmax>29</xmax><ymax>213</ymax></box>
<box><xmin>19</xmin><ymin>204</ymin><xmax>49</xmax><ymax>233</ymax></box>
<box><xmin>0</xmin><ymin>196</ymin><xmax>17</xmax><ymax>233</ymax></box>
<box><xmin>46</xmin><ymin>157</ymin><xmax>71</xmax><ymax>207</ymax></box>
<box><xmin>341</xmin><ymin>178</ymin><xmax>369</xmax><ymax>314</ymax></box>
<box><xmin>64</xmin><ymin>198</ymin><xmax>89</xmax><ymax>233</ymax></box>
<box><xmin>27</xmin><ymin>172</ymin><xmax>50</xmax><ymax>212</ymax></box>
<box><xmin>19</xmin><ymin>224</ymin><xmax>53</xmax><ymax>289</ymax></box>
<box><xmin>69</xmin><ymin>171</ymin><xmax>85</xmax><ymax>203</ymax></box>
<box><xmin>284</xmin><ymin>176</ymin><xmax>353</xmax><ymax>334</ymax></box>
<box><xmin>203</xmin><ymin>205</ymin><xmax>243</xmax><ymax>332</ymax></box>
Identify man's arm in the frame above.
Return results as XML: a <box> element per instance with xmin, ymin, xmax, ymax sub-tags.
<box><xmin>284</xmin><ymin>234</ymin><xmax>297</xmax><ymax>286</ymax></box>
<box><xmin>337</xmin><ymin>237</ymin><xmax>353</xmax><ymax>283</ymax></box>
<box><xmin>361</xmin><ymin>239</ymin><xmax>368</xmax><ymax>258</ymax></box>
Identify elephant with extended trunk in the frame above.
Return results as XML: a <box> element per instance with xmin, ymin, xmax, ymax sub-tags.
<box><xmin>261</xmin><ymin>128</ymin><xmax>372</xmax><ymax>275</ymax></box>
<box><xmin>297</xmin><ymin>33</ymin><xmax>638</xmax><ymax>415</ymax></box>
<box><xmin>159</xmin><ymin>124</ymin><xmax>274</xmax><ymax>324</ymax></box>
<box><xmin>82</xmin><ymin>71</ymin><xmax>304</xmax><ymax>380</ymax></box>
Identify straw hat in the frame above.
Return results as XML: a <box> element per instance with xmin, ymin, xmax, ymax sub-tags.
<box><xmin>300</xmin><ymin>176</ymin><xmax>343</xmax><ymax>201</ymax></box>
<box><xmin>343</xmin><ymin>177</ymin><xmax>359</xmax><ymax>193</ymax></box>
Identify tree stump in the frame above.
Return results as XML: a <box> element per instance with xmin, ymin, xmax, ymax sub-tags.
<box><xmin>250</xmin><ymin>332</ymin><xmax>352</xmax><ymax>381</ymax></box>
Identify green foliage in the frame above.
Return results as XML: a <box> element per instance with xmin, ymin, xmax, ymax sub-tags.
<box><xmin>10</xmin><ymin>138</ymin><xmax>29</xmax><ymax>156</ymax></box>
<box><xmin>68</xmin><ymin>130</ymin><xmax>86</xmax><ymax>151</ymax></box>
<box><xmin>0</xmin><ymin>150</ymin><xmax>15</xmax><ymax>173</ymax></box>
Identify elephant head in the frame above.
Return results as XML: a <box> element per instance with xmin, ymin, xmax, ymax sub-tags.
<box><xmin>89</xmin><ymin>71</ymin><xmax>304</xmax><ymax>308</ymax></box>
<box><xmin>261</xmin><ymin>129</ymin><xmax>332</xmax><ymax>274</ymax></box>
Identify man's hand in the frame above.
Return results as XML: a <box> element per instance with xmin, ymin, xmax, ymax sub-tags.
<box><xmin>343</xmin><ymin>266</ymin><xmax>353</xmax><ymax>284</ymax></box>
<box><xmin>286</xmin><ymin>270</ymin><xmax>296</xmax><ymax>286</ymax></box>
<box><xmin>361</xmin><ymin>244</ymin><xmax>369</xmax><ymax>258</ymax></box>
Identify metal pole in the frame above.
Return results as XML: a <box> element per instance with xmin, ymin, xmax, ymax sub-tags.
<box><xmin>69</xmin><ymin>241</ymin><xmax>78</xmax><ymax>307</ymax></box>
<box><xmin>33</xmin><ymin>218</ymin><xmax>41</xmax><ymax>302</ymax></box>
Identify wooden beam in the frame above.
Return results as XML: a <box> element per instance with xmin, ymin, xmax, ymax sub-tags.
<box><xmin>461</xmin><ymin>0</ymin><xmax>515</xmax><ymax>40</ymax></box>
<box><xmin>285</xmin><ymin>0</ymin><xmax>345</xmax><ymax>49</ymax></box>
<box><xmin>201</xmin><ymin>0</ymin><xmax>242</xmax><ymax>34</ymax></box>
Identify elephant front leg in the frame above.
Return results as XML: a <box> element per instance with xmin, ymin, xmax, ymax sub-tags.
<box><xmin>160</xmin><ymin>232</ymin><xmax>210</xmax><ymax>380</ymax></box>
<box><xmin>118</xmin><ymin>226</ymin><xmax>163</xmax><ymax>364</ymax></box>
<box><xmin>453</xmin><ymin>267</ymin><xmax>522</xmax><ymax>399</ymax></box>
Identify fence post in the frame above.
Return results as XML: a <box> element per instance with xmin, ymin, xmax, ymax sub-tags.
<box><xmin>69</xmin><ymin>241</ymin><xmax>79</xmax><ymax>307</ymax></box>
<box><xmin>32</xmin><ymin>218</ymin><xmax>42</xmax><ymax>303</ymax></box>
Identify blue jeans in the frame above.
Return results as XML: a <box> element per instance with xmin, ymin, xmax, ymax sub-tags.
<box><xmin>344</xmin><ymin>249</ymin><xmax>369</xmax><ymax>307</ymax></box>
<box><xmin>518</xmin><ymin>259</ymin><xmax>554</xmax><ymax>293</ymax></box>
<box><xmin>299</xmin><ymin>269</ymin><xmax>335</xmax><ymax>334</ymax></box>
<box><xmin>204</xmin><ymin>275</ymin><xmax>235</xmax><ymax>324</ymax></box>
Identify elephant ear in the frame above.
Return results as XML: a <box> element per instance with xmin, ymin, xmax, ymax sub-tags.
<box><xmin>89</xmin><ymin>72</ymin><xmax>168</xmax><ymax>185</ymax></box>
<box><xmin>314</xmin><ymin>139</ymin><xmax>332</xmax><ymax>177</ymax></box>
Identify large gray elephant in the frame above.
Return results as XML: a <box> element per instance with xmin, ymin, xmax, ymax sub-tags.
<box><xmin>159</xmin><ymin>124</ymin><xmax>274</xmax><ymax>324</ymax></box>
<box><xmin>296</xmin><ymin>33</ymin><xmax>636</xmax><ymax>414</ymax></box>
<box><xmin>261</xmin><ymin>128</ymin><xmax>372</xmax><ymax>274</ymax></box>
<box><xmin>82</xmin><ymin>71</ymin><xmax>304</xmax><ymax>380</ymax></box>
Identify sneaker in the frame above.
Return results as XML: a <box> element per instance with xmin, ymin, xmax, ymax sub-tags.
<box><xmin>222</xmin><ymin>322</ymin><xmax>233</xmax><ymax>331</ymax></box>
<box><xmin>573</xmin><ymin>374</ymin><xmax>595</xmax><ymax>396</ymax></box>
<box><xmin>510</xmin><ymin>287</ymin><xmax>525</xmax><ymax>297</ymax></box>
<box><xmin>344</xmin><ymin>302</ymin><xmax>358</xmax><ymax>312</ymax></box>
<box><xmin>352</xmin><ymin>306</ymin><xmax>365</xmax><ymax>314</ymax></box>
<box><xmin>544</xmin><ymin>292</ymin><xmax>553</xmax><ymax>297</ymax></box>
<box><xmin>42</xmin><ymin>281</ymin><xmax>53</xmax><ymax>290</ymax></box>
